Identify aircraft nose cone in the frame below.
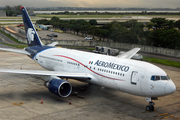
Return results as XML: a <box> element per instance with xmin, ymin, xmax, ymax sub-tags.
<box><xmin>165</xmin><ymin>81</ymin><xmax>176</xmax><ymax>95</ymax></box>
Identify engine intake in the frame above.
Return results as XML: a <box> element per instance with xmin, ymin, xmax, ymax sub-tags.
<box><xmin>45</xmin><ymin>79</ymin><xmax>72</xmax><ymax>97</ymax></box>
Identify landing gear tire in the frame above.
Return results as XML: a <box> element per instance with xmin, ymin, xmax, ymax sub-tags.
<box><xmin>145</xmin><ymin>98</ymin><xmax>157</xmax><ymax>112</ymax></box>
<box><xmin>145</xmin><ymin>105</ymin><xmax>154</xmax><ymax>111</ymax></box>
<box><xmin>151</xmin><ymin>105</ymin><xmax>154</xmax><ymax>111</ymax></box>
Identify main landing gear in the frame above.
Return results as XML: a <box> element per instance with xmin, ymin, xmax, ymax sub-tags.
<box><xmin>145</xmin><ymin>97</ymin><xmax>157</xmax><ymax>112</ymax></box>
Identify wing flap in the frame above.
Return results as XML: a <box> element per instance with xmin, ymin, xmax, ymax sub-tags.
<box><xmin>117</xmin><ymin>48</ymin><xmax>140</xmax><ymax>59</ymax></box>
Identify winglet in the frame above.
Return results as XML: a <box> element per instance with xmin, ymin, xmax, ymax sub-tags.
<box><xmin>117</xmin><ymin>48</ymin><xmax>141</xmax><ymax>59</ymax></box>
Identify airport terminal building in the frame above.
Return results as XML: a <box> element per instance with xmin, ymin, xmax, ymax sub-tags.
<box><xmin>0</xmin><ymin>11</ymin><xmax>6</xmax><ymax>17</ymax></box>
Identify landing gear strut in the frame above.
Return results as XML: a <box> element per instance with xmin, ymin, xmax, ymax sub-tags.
<box><xmin>145</xmin><ymin>97</ymin><xmax>157</xmax><ymax>112</ymax></box>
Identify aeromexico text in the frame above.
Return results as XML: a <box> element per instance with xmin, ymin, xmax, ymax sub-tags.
<box><xmin>94</xmin><ymin>60</ymin><xmax>129</xmax><ymax>72</ymax></box>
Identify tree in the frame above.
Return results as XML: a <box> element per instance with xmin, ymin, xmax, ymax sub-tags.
<box><xmin>100</xmin><ymin>29</ymin><xmax>109</xmax><ymax>41</ymax></box>
<box><xmin>130</xmin><ymin>23</ymin><xmax>144</xmax><ymax>35</ymax></box>
<box><xmin>119</xmin><ymin>31</ymin><xmax>139</xmax><ymax>44</ymax></box>
<box><xmin>174</xmin><ymin>19</ymin><xmax>180</xmax><ymax>29</ymax></box>
<box><xmin>4</xmin><ymin>5</ymin><xmax>22</xmax><ymax>16</ymax></box>
<box><xmin>147</xmin><ymin>28</ymin><xmax>180</xmax><ymax>49</ymax></box>
<box><xmin>109</xmin><ymin>22</ymin><xmax>126</xmax><ymax>42</ymax></box>
<box><xmin>36</xmin><ymin>19</ymin><xmax>50</xmax><ymax>25</ymax></box>
<box><xmin>13</xmin><ymin>5</ymin><xmax>21</xmax><ymax>15</ymax></box>
<box><xmin>50</xmin><ymin>16</ymin><xmax>60</xmax><ymax>22</ymax></box>
<box><xmin>102</xmin><ymin>23</ymin><xmax>112</xmax><ymax>30</ymax></box>
<box><xmin>69</xmin><ymin>19</ymin><xmax>77</xmax><ymax>34</ymax></box>
<box><xmin>95</xmin><ymin>28</ymin><xmax>104</xmax><ymax>41</ymax></box>
<box><xmin>89</xmin><ymin>19</ymin><xmax>97</xmax><ymax>26</ymax></box>
<box><xmin>166</xmin><ymin>20</ymin><xmax>174</xmax><ymax>29</ymax></box>
<box><xmin>77</xmin><ymin>19</ymin><xmax>90</xmax><ymax>36</ymax></box>
<box><xmin>150</xmin><ymin>18</ymin><xmax>167</xmax><ymax>29</ymax></box>
<box><xmin>4</xmin><ymin>5</ymin><xmax>14</xmax><ymax>16</ymax></box>
<box><xmin>88</xmin><ymin>26</ymin><xmax>96</xmax><ymax>39</ymax></box>
<box><xmin>73</xmin><ymin>20</ymin><xmax>81</xmax><ymax>35</ymax></box>
<box><xmin>146</xmin><ymin>22</ymin><xmax>154</xmax><ymax>29</ymax></box>
<box><xmin>122</xmin><ymin>19</ymin><xmax>138</xmax><ymax>29</ymax></box>
<box><xmin>50</xmin><ymin>17</ymin><xmax>60</xmax><ymax>28</ymax></box>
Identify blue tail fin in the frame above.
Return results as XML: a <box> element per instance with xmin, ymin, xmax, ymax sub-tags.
<box><xmin>21</xmin><ymin>6</ymin><xmax>43</xmax><ymax>47</ymax></box>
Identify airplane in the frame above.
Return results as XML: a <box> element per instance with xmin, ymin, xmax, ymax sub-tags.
<box><xmin>0</xmin><ymin>6</ymin><xmax>176</xmax><ymax>112</ymax></box>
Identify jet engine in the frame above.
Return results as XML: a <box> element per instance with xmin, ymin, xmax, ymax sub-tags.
<box><xmin>45</xmin><ymin>79</ymin><xmax>72</xmax><ymax>97</ymax></box>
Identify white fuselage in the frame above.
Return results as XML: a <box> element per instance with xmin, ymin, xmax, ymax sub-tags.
<box><xmin>34</xmin><ymin>47</ymin><xmax>176</xmax><ymax>97</ymax></box>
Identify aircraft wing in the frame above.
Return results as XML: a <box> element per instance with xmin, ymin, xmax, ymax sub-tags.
<box><xmin>0</xmin><ymin>48</ymin><xmax>30</xmax><ymax>55</ymax></box>
<box><xmin>117</xmin><ymin>48</ymin><xmax>140</xmax><ymax>59</ymax></box>
<box><xmin>0</xmin><ymin>69</ymin><xmax>90</xmax><ymax>79</ymax></box>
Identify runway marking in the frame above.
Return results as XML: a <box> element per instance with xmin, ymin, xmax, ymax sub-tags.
<box><xmin>156</xmin><ymin>112</ymin><xmax>180</xmax><ymax>120</ymax></box>
<box><xmin>158</xmin><ymin>113</ymin><xmax>168</xmax><ymax>116</ymax></box>
<box><xmin>12</xmin><ymin>102</ymin><xmax>24</xmax><ymax>106</ymax></box>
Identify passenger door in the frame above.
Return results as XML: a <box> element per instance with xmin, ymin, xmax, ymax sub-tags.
<box><xmin>131</xmin><ymin>71</ymin><xmax>138</xmax><ymax>85</ymax></box>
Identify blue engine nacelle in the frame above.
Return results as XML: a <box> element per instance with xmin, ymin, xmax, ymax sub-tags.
<box><xmin>45</xmin><ymin>79</ymin><xmax>72</xmax><ymax>97</ymax></box>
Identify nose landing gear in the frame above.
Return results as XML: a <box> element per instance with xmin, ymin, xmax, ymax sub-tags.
<box><xmin>145</xmin><ymin>97</ymin><xmax>157</xmax><ymax>112</ymax></box>
<box><xmin>146</xmin><ymin>101</ymin><xmax>155</xmax><ymax>111</ymax></box>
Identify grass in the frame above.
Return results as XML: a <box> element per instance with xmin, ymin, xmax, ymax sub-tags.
<box><xmin>0</xmin><ymin>30</ymin><xmax>26</xmax><ymax>44</ymax></box>
<box><xmin>0</xmin><ymin>43</ymin><xmax>27</xmax><ymax>49</ymax></box>
<box><xmin>0</xmin><ymin>17</ymin><xmax>22</xmax><ymax>19</ymax></box>
<box><xmin>0</xmin><ymin>29</ymin><xmax>27</xmax><ymax>48</ymax></box>
<box><xmin>143</xmin><ymin>56</ymin><xmax>180</xmax><ymax>68</ymax></box>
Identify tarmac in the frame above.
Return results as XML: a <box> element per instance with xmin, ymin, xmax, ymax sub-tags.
<box><xmin>0</xmin><ymin>51</ymin><xmax>179</xmax><ymax>120</ymax></box>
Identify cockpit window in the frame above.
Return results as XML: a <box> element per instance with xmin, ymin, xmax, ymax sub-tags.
<box><xmin>151</xmin><ymin>76</ymin><xmax>155</xmax><ymax>80</ymax></box>
<box><xmin>161</xmin><ymin>76</ymin><xmax>168</xmax><ymax>80</ymax></box>
<box><xmin>156</xmin><ymin>76</ymin><xmax>160</xmax><ymax>80</ymax></box>
<box><xmin>151</xmin><ymin>75</ymin><xmax>170</xmax><ymax>81</ymax></box>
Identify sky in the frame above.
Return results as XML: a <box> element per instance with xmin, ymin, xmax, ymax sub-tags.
<box><xmin>0</xmin><ymin>0</ymin><xmax>180</xmax><ymax>8</ymax></box>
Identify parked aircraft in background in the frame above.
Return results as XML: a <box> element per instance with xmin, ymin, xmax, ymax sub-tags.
<box><xmin>0</xmin><ymin>6</ymin><xmax>176</xmax><ymax>112</ymax></box>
